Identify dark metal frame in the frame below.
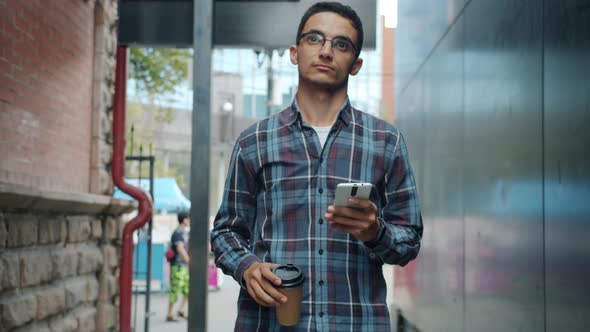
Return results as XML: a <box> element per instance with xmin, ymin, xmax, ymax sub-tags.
<box><xmin>125</xmin><ymin>138</ymin><xmax>156</xmax><ymax>332</ymax></box>
<box><xmin>188</xmin><ymin>0</ymin><xmax>213</xmax><ymax>331</ymax></box>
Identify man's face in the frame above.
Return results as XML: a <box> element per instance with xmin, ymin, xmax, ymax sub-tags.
<box><xmin>290</xmin><ymin>12</ymin><xmax>363</xmax><ymax>90</ymax></box>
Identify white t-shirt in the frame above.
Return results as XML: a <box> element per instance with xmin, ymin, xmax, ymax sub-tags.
<box><xmin>311</xmin><ymin>125</ymin><xmax>332</xmax><ymax>149</ymax></box>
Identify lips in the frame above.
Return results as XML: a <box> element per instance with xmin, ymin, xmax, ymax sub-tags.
<box><xmin>313</xmin><ymin>64</ymin><xmax>334</xmax><ymax>71</ymax></box>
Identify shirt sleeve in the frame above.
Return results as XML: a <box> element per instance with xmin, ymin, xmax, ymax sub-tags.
<box><xmin>367</xmin><ymin>132</ymin><xmax>424</xmax><ymax>266</ymax></box>
<box><xmin>171</xmin><ymin>230</ymin><xmax>184</xmax><ymax>246</ymax></box>
<box><xmin>210</xmin><ymin>140</ymin><xmax>260</xmax><ymax>286</ymax></box>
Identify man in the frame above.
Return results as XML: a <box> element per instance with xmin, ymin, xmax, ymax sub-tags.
<box><xmin>166</xmin><ymin>211</ymin><xmax>190</xmax><ymax>321</ymax></box>
<box><xmin>211</xmin><ymin>2</ymin><xmax>423</xmax><ymax>331</ymax></box>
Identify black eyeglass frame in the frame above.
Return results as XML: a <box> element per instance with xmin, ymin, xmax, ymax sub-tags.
<box><xmin>297</xmin><ymin>31</ymin><xmax>359</xmax><ymax>55</ymax></box>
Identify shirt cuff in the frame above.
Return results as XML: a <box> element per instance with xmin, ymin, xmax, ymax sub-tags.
<box><xmin>234</xmin><ymin>255</ymin><xmax>260</xmax><ymax>289</ymax></box>
<box><xmin>364</xmin><ymin>217</ymin><xmax>386</xmax><ymax>249</ymax></box>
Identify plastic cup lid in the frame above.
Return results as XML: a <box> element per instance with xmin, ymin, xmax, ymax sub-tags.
<box><xmin>273</xmin><ymin>264</ymin><xmax>305</xmax><ymax>288</ymax></box>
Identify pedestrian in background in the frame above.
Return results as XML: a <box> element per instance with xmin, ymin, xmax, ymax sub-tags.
<box><xmin>166</xmin><ymin>211</ymin><xmax>190</xmax><ymax>321</ymax></box>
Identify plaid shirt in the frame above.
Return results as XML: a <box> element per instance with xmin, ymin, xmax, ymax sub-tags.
<box><xmin>211</xmin><ymin>100</ymin><xmax>423</xmax><ymax>332</ymax></box>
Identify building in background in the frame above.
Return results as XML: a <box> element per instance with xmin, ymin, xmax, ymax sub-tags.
<box><xmin>0</xmin><ymin>1</ymin><xmax>132</xmax><ymax>331</ymax></box>
<box><xmin>127</xmin><ymin>71</ymin><xmax>258</xmax><ymax>217</ymax></box>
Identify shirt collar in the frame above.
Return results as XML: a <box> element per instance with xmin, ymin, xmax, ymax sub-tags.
<box><xmin>285</xmin><ymin>95</ymin><xmax>352</xmax><ymax>127</ymax></box>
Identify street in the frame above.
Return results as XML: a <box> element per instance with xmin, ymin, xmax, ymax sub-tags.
<box><xmin>131</xmin><ymin>274</ymin><xmax>240</xmax><ymax>332</ymax></box>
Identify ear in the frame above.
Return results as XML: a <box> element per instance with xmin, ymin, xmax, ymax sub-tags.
<box><xmin>349</xmin><ymin>57</ymin><xmax>363</xmax><ymax>76</ymax></box>
<box><xmin>289</xmin><ymin>44</ymin><xmax>298</xmax><ymax>65</ymax></box>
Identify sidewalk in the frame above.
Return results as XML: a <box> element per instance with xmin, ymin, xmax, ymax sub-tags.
<box><xmin>130</xmin><ymin>275</ymin><xmax>241</xmax><ymax>332</ymax></box>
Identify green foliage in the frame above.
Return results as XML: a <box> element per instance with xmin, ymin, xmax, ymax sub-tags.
<box><xmin>125</xmin><ymin>102</ymin><xmax>154</xmax><ymax>155</ymax></box>
<box><xmin>125</xmin><ymin>102</ymin><xmax>186</xmax><ymax>189</ymax></box>
<box><xmin>126</xmin><ymin>48</ymin><xmax>191</xmax><ymax>189</ymax></box>
<box><xmin>129</xmin><ymin>48</ymin><xmax>191</xmax><ymax>99</ymax></box>
<box><xmin>128</xmin><ymin>48</ymin><xmax>191</xmax><ymax>122</ymax></box>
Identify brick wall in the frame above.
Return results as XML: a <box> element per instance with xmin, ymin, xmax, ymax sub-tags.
<box><xmin>0</xmin><ymin>0</ymin><xmax>109</xmax><ymax>193</ymax></box>
<box><xmin>0</xmin><ymin>206</ymin><xmax>126</xmax><ymax>332</ymax></box>
<box><xmin>89</xmin><ymin>0</ymin><xmax>117</xmax><ymax>196</ymax></box>
<box><xmin>0</xmin><ymin>1</ymin><xmax>125</xmax><ymax>331</ymax></box>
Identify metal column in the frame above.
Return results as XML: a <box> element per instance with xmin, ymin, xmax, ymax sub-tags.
<box><xmin>189</xmin><ymin>0</ymin><xmax>213</xmax><ymax>331</ymax></box>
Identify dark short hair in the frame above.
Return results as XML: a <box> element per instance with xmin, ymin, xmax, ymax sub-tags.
<box><xmin>177</xmin><ymin>211</ymin><xmax>189</xmax><ymax>223</ymax></box>
<box><xmin>296</xmin><ymin>1</ymin><xmax>364</xmax><ymax>57</ymax></box>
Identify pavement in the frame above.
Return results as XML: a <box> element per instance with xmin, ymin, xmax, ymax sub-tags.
<box><xmin>130</xmin><ymin>274</ymin><xmax>241</xmax><ymax>332</ymax></box>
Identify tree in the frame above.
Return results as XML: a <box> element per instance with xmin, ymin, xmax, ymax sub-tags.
<box><xmin>128</xmin><ymin>48</ymin><xmax>191</xmax><ymax>121</ymax></box>
<box><xmin>126</xmin><ymin>48</ymin><xmax>192</xmax><ymax>189</ymax></box>
<box><xmin>124</xmin><ymin>101</ymin><xmax>189</xmax><ymax>192</ymax></box>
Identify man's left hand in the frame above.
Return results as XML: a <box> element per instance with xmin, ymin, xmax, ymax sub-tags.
<box><xmin>324</xmin><ymin>198</ymin><xmax>380</xmax><ymax>242</ymax></box>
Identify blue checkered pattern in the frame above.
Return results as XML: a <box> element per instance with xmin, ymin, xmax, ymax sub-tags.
<box><xmin>211</xmin><ymin>99</ymin><xmax>423</xmax><ymax>332</ymax></box>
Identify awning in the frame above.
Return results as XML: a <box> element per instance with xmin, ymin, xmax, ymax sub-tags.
<box><xmin>114</xmin><ymin>177</ymin><xmax>191</xmax><ymax>212</ymax></box>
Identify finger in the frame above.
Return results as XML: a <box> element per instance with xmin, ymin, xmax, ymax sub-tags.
<box><xmin>327</xmin><ymin>210</ymin><xmax>374</xmax><ymax>235</ymax></box>
<box><xmin>347</xmin><ymin>198</ymin><xmax>377</xmax><ymax>213</ymax></box>
<box><xmin>252</xmin><ymin>264</ymin><xmax>288</xmax><ymax>304</ymax></box>
<box><xmin>256</xmin><ymin>277</ymin><xmax>288</xmax><ymax>305</ymax></box>
<box><xmin>259</xmin><ymin>265</ymin><xmax>288</xmax><ymax>303</ymax></box>
<box><xmin>326</xmin><ymin>207</ymin><xmax>363</xmax><ymax>226</ymax></box>
<box><xmin>326</xmin><ymin>213</ymin><xmax>360</xmax><ymax>228</ymax></box>
<box><xmin>246</xmin><ymin>282</ymin><xmax>264</xmax><ymax>306</ymax></box>
<box><xmin>246</xmin><ymin>285</ymin><xmax>262</xmax><ymax>305</ymax></box>
<box><xmin>260</xmin><ymin>282</ymin><xmax>288</xmax><ymax>304</ymax></box>
<box><xmin>249</xmin><ymin>279</ymin><xmax>279</xmax><ymax>306</ymax></box>
<box><xmin>326</xmin><ymin>205</ymin><xmax>355</xmax><ymax>219</ymax></box>
<box><xmin>339</xmin><ymin>201</ymin><xmax>378</xmax><ymax>225</ymax></box>
<box><xmin>245</xmin><ymin>265</ymin><xmax>274</xmax><ymax>306</ymax></box>
<box><xmin>261</xmin><ymin>266</ymin><xmax>282</xmax><ymax>286</ymax></box>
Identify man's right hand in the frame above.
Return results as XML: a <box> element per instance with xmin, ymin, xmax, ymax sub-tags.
<box><xmin>243</xmin><ymin>262</ymin><xmax>287</xmax><ymax>307</ymax></box>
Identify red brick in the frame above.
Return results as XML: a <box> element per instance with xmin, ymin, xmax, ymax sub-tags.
<box><xmin>0</xmin><ymin>70</ymin><xmax>13</xmax><ymax>87</ymax></box>
<box><xmin>0</xmin><ymin>0</ymin><xmax>7</xmax><ymax>13</ymax></box>
<box><xmin>3</xmin><ymin>15</ymin><xmax>22</xmax><ymax>37</ymax></box>
<box><xmin>1</xmin><ymin>0</ymin><xmax>96</xmax><ymax>193</ymax></box>
<box><xmin>0</xmin><ymin>87</ymin><xmax>15</xmax><ymax>104</ymax></box>
<box><xmin>0</xmin><ymin>18</ymin><xmax>7</xmax><ymax>37</ymax></box>
<box><xmin>5</xmin><ymin>0</ymin><xmax>23</xmax><ymax>15</ymax></box>
<box><xmin>13</xmin><ymin>15</ymin><xmax>33</xmax><ymax>39</ymax></box>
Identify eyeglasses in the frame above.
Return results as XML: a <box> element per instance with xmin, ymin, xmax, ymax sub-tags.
<box><xmin>298</xmin><ymin>31</ymin><xmax>358</xmax><ymax>55</ymax></box>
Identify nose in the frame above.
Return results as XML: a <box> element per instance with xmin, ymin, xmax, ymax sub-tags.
<box><xmin>318</xmin><ymin>41</ymin><xmax>334</xmax><ymax>60</ymax></box>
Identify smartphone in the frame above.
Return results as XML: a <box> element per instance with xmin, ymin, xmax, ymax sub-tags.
<box><xmin>333</xmin><ymin>182</ymin><xmax>374</xmax><ymax>207</ymax></box>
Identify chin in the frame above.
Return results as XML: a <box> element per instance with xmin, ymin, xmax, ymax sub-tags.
<box><xmin>299</xmin><ymin>69</ymin><xmax>348</xmax><ymax>90</ymax></box>
<box><xmin>309</xmin><ymin>78</ymin><xmax>347</xmax><ymax>91</ymax></box>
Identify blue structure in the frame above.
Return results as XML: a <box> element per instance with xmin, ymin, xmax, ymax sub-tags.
<box><xmin>133</xmin><ymin>242</ymin><xmax>167</xmax><ymax>292</ymax></box>
<box><xmin>113</xmin><ymin>177</ymin><xmax>191</xmax><ymax>212</ymax></box>
<box><xmin>114</xmin><ymin>177</ymin><xmax>190</xmax><ymax>292</ymax></box>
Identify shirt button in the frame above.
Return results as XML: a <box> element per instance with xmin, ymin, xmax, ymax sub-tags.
<box><xmin>319</xmin><ymin>312</ymin><xmax>324</xmax><ymax>317</ymax></box>
<box><xmin>318</xmin><ymin>188</ymin><xmax>324</xmax><ymax>194</ymax></box>
<box><xmin>319</xmin><ymin>280</ymin><xmax>324</xmax><ymax>286</ymax></box>
<box><xmin>319</xmin><ymin>158</ymin><xmax>324</xmax><ymax>163</ymax></box>
<box><xmin>318</xmin><ymin>219</ymin><xmax>324</xmax><ymax>224</ymax></box>
<box><xmin>369</xmin><ymin>252</ymin><xmax>377</xmax><ymax>259</ymax></box>
<box><xmin>318</xmin><ymin>249</ymin><xmax>324</xmax><ymax>255</ymax></box>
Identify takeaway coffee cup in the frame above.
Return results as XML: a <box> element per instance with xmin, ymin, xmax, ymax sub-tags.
<box><xmin>273</xmin><ymin>264</ymin><xmax>305</xmax><ymax>326</ymax></box>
